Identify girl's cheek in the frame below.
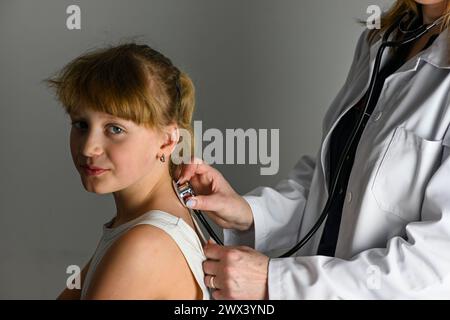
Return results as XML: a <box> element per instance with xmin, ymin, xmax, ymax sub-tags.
<box><xmin>109</xmin><ymin>143</ymin><xmax>155</xmax><ymax>176</ymax></box>
<box><xmin>69</xmin><ymin>137</ymin><xmax>79</xmax><ymax>163</ymax></box>
<box><xmin>108</xmin><ymin>144</ymin><xmax>136</xmax><ymax>170</ymax></box>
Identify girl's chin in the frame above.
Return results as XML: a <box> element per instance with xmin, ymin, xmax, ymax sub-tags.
<box><xmin>83</xmin><ymin>185</ymin><xmax>110</xmax><ymax>194</ymax></box>
<box><xmin>86</xmin><ymin>188</ymin><xmax>110</xmax><ymax>195</ymax></box>
<box><xmin>81</xmin><ymin>180</ymin><xmax>114</xmax><ymax>194</ymax></box>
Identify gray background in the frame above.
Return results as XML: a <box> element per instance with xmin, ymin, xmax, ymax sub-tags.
<box><xmin>0</xmin><ymin>0</ymin><xmax>391</xmax><ymax>299</ymax></box>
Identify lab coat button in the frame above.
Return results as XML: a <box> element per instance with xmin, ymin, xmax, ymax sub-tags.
<box><xmin>373</xmin><ymin>111</ymin><xmax>382</xmax><ymax>122</ymax></box>
<box><xmin>346</xmin><ymin>191</ymin><xmax>353</xmax><ymax>203</ymax></box>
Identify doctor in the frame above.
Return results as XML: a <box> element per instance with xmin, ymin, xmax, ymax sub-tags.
<box><xmin>178</xmin><ymin>0</ymin><xmax>450</xmax><ymax>299</ymax></box>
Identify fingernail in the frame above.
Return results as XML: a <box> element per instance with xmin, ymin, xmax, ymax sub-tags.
<box><xmin>186</xmin><ymin>198</ymin><xmax>196</xmax><ymax>208</ymax></box>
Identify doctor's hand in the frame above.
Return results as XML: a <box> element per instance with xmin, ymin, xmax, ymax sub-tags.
<box><xmin>203</xmin><ymin>240</ymin><xmax>270</xmax><ymax>300</ymax></box>
<box><xmin>176</xmin><ymin>158</ymin><xmax>253</xmax><ymax>231</ymax></box>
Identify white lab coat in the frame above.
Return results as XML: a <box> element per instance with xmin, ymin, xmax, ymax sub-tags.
<box><xmin>224</xmin><ymin>27</ymin><xmax>450</xmax><ymax>299</ymax></box>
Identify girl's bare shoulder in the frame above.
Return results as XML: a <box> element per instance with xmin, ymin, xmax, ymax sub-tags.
<box><xmin>83</xmin><ymin>224</ymin><xmax>200</xmax><ymax>299</ymax></box>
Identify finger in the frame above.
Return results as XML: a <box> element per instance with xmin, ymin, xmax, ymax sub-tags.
<box><xmin>204</xmin><ymin>274</ymin><xmax>222</xmax><ymax>290</ymax></box>
<box><xmin>185</xmin><ymin>194</ymin><xmax>222</xmax><ymax>212</ymax></box>
<box><xmin>203</xmin><ymin>243</ymin><xmax>225</xmax><ymax>260</ymax></box>
<box><xmin>202</xmin><ymin>259</ymin><xmax>221</xmax><ymax>275</ymax></box>
<box><xmin>176</xmin><ymin>157</ymin><xmax>204</xmax><ymax>184</ymax></box>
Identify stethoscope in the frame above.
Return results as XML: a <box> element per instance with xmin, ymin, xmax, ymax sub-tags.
<box><xmin>174</xmin><ymin>10</ymin><xmax>446</xmax><ymax>257</ymax></box>
<box><xmin>173</xmin><ymin>180</ymin><xmax>224</xmax><ymax>245</ymax></box>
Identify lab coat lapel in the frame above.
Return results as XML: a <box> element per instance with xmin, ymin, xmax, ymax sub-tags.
<box><xmin>319</xmin><ymin>32</ymin><xmax>380</xmax><ymax>194</ymax></box>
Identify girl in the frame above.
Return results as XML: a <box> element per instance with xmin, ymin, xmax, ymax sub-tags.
<box><xmin>46</xmin><ymin>43</ymin><xmax>210</xmax><ymax>299</ymax></box>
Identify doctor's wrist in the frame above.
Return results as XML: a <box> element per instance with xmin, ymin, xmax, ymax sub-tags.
<box><xmin>235</xmin><ymin>196</ymin><xmax>254</xmax><ymax>231</ymax></box>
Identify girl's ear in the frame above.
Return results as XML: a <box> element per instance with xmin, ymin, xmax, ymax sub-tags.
<box><xmin>159</xmin><ymin>124</ymin><xmax>179</xmax><ymax>154</ymax></box>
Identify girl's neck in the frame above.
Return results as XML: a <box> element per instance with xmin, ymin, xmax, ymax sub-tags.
<box><xmin>111</xmin><ymin>170</ymin><xmax>187</xmax><ymax>228</ymax></box>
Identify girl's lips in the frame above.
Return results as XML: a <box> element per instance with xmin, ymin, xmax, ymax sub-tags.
<box><xmin>81</xmin><ymin>164</ymin><xmax>107</xmax><ymax>170</ymax></box>
<box><xmin>80</xmin><ymin>165</ymin><xmax>110</xmax><ymax>176</ymax></box>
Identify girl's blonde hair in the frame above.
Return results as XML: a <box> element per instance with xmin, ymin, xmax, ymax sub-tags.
<box><xmin>45</xmin><ymin>43</ymin><xmax>195</xmax><ymax>178</ymax></box>
<box><xmin>366</xmin><ymin>0</ymin><xmax>450</xmax><ymax>45</ymax></box>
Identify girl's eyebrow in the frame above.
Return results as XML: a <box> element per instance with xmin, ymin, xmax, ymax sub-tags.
<box><xmin>102</xmin><ymin>115</ymin><xmax>131</xmax><ymax>125</ymax></box>
<box><xmin>103</xmin><ymin>114</ymin><xmax>122</xmax><ymax>121</ymax></box>
<box><xmin>70</xmin><ymin>114</ymin><xmax>133</xmax><ymax>128</ymax></box>
<box><xmin>69</xmin><ymin>114</ymin><xmax>81</xmax><ymax>120</ymax></box>
<box><xmin>70</xmin><ymin>113</ymin><xmax>119</xmax><ymax>121</ymax></box>
<box><xmin>69</xmin><ymin>111</ymin><xmax>83</xmax><ymax>118</ymax></box>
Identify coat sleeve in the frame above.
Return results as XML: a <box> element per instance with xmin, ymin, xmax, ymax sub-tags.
<box><xmin>223</xmin><ymin>154</ymin><xmax>316</xmax><ymax>253</ymax></box>
<box><xmin>267</xmin><ymin>138</ymin><xmax>450</xmax><ymax>299</ymax></box>
<box><xmin>223</xmin><ymin>29</ymin><xmax>370</xmax><ymax>253</ymax></box>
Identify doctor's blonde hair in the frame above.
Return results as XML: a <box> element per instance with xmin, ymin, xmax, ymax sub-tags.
<box><xmin>364</xmin><ymin>0</ymin><xmax>450</xmax><ymax>42</ymax></box>
<box><xmin>367</xmin><ymin>0</ymin><xmax>450</xmax><ymax>44</ymax></box>
<box><xmin>44</xmin><ymin>43</ymin><xmax>195</xmax><ymax>179</ymax></box>
<box><xmin>366</xmin><ymin>0</ymin><xmax>450</xmax><ymax>63</ymax></box>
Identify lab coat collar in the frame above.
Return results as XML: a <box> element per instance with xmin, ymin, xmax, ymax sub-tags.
<box><xmin>369</xmin><ymin>25</ymin><xmax>450</xmax><ymax>70</ymax></box>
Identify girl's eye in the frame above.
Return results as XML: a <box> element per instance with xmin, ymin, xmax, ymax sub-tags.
<box><xmin>108</xmin><ymin>125</ymin><xmax>124</xmax><ymax>135</ymax></box>
<box><xmin>71</xmin><ymin>121</ymin><xmax>87</xmax><ymax>130</ymax></box>
<box><xmin>70</xmin><ymin>121</ymin><xmax>124</xmax><ymax>135</ymax></box>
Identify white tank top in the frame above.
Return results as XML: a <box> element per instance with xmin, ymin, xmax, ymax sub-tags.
<box><xmin>80</xmin><ymin>210</ymin><xmax>211</xmax><ymax>299</ymax></box>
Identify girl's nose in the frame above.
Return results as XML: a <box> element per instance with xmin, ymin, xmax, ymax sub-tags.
<box><xmin>80</xmin><ymin>133</ymin><xmax>104</xmax><ymax>158</ymax></box>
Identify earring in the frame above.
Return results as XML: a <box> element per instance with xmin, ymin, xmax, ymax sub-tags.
<box><xmin>160</xmin><ymin>154</ymin><xmax>166</xmax><ymax>163</ymax></box>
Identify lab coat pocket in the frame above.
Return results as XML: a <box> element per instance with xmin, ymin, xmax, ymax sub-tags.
<box><xmin>371</xmin><ymin>126</ymin><xmax>443</xmax><ymax>222</ymax></box>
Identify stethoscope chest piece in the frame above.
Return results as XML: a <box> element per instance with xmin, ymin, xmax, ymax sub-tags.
<box><xmin>173</xmin><ymin>180</ymin><xmax>196</xmax><ymax>207</ymax></box>
<box><xmin>172</xmin><ymin>180</ymin><xmax>224</xmax><ymax>246</ymax></box>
